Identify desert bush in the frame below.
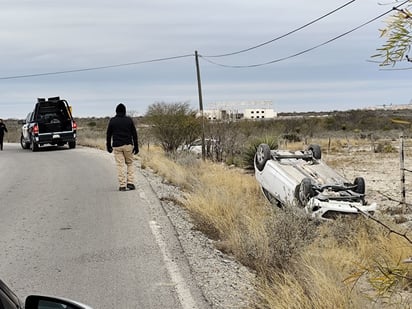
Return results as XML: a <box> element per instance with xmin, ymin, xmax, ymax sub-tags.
<box><xmin>282</xmin><ymin>132</ymin><xmax>302</xmax><ymax>143</ymax></box>
<box><xmin>145</xmin><ymin>102</ymin><xmax>201</xmax><ymax>152</ymax></box>
<box><xmin>253</xmin><ymin>207</ymin><xmax>318</xmax><ymax>274</ymax></box>
<box><xmin>374</xmin><ymin>141</ymin><xmax>396</xmax><ymax>153</ymax></box>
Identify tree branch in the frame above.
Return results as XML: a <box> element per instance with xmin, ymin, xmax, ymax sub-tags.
<box><xmin>350</xmin><ymin>204</ymin><xmax>412</xmax><ymax>245</ymax></box>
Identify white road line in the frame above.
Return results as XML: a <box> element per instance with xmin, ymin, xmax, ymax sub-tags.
<box><xmin>149</xmin><ymin>220</ymin><xmax>198</xmax><ymax>309</ymax></box>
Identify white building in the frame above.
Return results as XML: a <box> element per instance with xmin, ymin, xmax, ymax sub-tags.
<box><xmin>243</xmin><ymin>108</ymin><xmax>277</xmax><ymax>120</ymax></box>
<box><xmin>198</xmin><ymin>101</ymin><xmax>277</xmax><ymax>121</ymax></box>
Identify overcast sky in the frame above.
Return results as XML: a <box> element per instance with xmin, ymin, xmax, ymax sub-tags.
<box><xmin>0</xmin><ymin>0</ymin><xmax>411</xmax><ymax>119</ymax></box>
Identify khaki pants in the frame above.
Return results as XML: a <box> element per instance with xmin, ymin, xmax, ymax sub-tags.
<box><xmin>113</xmin><ymin>144</ymin><xmax>134</xmax><ymax>187</ymax></box>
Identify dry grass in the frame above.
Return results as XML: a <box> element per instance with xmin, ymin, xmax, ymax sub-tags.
<box><xmin>140</xmin><ymin>148</ymin><xmax>412</xmax><ymax>308</ymax></box>
<box><xmin>139</xmin><ymin>146</ymin><xmax>200</xmax><ymax>191</ymax></box>
<box><xmin>252</xmin><ymin>217</ymin><xmax>412</xmax><ymax>308</ymax></box>
<box><xmin>254</xmin><ymin>265</ymin><xmax>360</xmax><ymax>309</ymax></box>
<box><xmin>76</xmin><ymin>127</ymin><xmax>106</xmax><ymax>150</ymax></box>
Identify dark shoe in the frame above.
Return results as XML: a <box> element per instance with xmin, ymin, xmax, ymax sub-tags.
<box><xmin>127</xmin><ymin>183</ymin><xmax>135</xmax><ymax>190</ymax></box>
<box><xmin>119</xmin><ymin>187</ymin><xmax>126</xmax><ymax>191</ymax></box>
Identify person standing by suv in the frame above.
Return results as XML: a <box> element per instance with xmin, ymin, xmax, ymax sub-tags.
<box><xmin>0</xmin><ymin>119</ymin><xmax>8</xmax><ymax>151</ymax></box>
<box><xmin>106</xmin><ymin>103</ymin><xmax>139</xmax><ymax>191</ymax></box>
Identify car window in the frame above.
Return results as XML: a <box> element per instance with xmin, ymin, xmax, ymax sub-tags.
<box><xmin>38</xmin><ymin>300</ymin><xmax>77</xmax><ymax>309</ymax></box>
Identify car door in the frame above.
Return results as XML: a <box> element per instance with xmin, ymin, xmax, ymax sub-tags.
<box><xmin>0</xmin><ymin>280</ymin><xmax>23</xmax><ymax>309</ymax></box>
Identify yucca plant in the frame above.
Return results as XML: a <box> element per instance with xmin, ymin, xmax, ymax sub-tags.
<box><xmin>241</xmin><ymin>137</ymin><xmax>278</xmax><ymax>170</ymax></box>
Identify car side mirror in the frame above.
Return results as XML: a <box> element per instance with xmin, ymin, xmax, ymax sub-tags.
<box><xmin>25</xmin><ymin>295</ymin><xmax>93</xmax><ymax>309</ymax></box>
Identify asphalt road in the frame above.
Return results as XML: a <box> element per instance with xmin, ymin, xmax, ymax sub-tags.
<box><xmin>0</xmin><ymin>143</ymin><xmax>209</xmax><ymax>309</ymax></box>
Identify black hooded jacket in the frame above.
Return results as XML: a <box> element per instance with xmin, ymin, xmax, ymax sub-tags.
<box><xmin>0</xmin><ymin>122</ymin><xmax>7</xmax><ymax>137</ymax></box>
<box><xmin>106</xmin><ymin>105</ymin><xmax>138</xmax><ymax>148</ymax></box>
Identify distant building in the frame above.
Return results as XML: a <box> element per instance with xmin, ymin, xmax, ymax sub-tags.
<box><xmin>367</xmin><ymin>102</ymin><xmax>412</xmax><ymax>111</ymax></box>
<box><xmin>244</xmin><ymin>108</ymin><xmax>277</xmax><ymax>120</ymax></box>
<box><xmin>199</xmin><ymin>100</ymin><xmax>277</xmax><ymax>121</ymax></box>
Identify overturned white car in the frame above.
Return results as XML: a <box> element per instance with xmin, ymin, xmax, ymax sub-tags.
<box><xmin>254</xmin><ymin>143</ymin><xmax>376</xmax><ymax>220</ymax></box>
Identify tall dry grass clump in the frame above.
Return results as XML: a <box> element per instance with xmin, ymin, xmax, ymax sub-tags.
<box><xmin>139</xmin><ymin>147</ymin><xmax>201</xmax><ymax>191</ymax></box>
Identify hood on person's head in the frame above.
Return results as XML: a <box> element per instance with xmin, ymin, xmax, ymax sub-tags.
<box><xmin>115</xmin><ymin>103</ymin><xmax>126</xmax><ymax>116</ymax></box>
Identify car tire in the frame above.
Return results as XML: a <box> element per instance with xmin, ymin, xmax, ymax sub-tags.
<box><xmin>308</xmin><ymin>144</ymin><xmax>321</xmax><ymax>160</ymax></box>
<box><xmin>68</xmin><ymin>141</ymin><xmax>76</xmax><ymax>149</ymax></box>
<box><xmin>20</xmin><ymin>135</ymin><xmax>29</xmax><ymax>149</ymax></box>
<box><xmin>353</xmin><ymin>177</ymin><xmax>365</xmax><ymax>194</ymax></box>
<box><xmin>255</xmin><ymin>143</ymin><xmax>271</xmax><ymax>171</ymax></box>
<box><xmin>31</xmin><ymin>137</ymin><xmax>39</xmax><ymax>152</ymax></box>
<box><xmin>298</xmin><ymin>177</ymin><xmax>314</xmax><ymax>206</ymax></box>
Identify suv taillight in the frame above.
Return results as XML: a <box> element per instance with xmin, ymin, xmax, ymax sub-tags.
<box><xmin>33</xmin><ymin>124</ymin><xmax>39</xmax><ymax>134</ymax></box>
<box><xmin>72</xmin><ymin>121</ymin><xmax>77</xmax><ymax>130</ymax></box>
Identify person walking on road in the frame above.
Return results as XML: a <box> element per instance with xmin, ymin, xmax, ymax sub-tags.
<box><xmin>0</xmin><ymin>119</ymin><xmax>8</xmax><ymax>151</ymax></box>
<box><xmin>106</xmin><ymin>103</ymin><xmax>139</xmax><ymax>191</ymax></box>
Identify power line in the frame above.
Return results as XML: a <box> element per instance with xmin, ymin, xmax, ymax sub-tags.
<box><xmin>0</xmin><ymin>54</ymin><xmax>194</xmax><ymax>80</ymax></box>
<box><xmin>200</xmin><ymin>0</ymin><xmax>411</xmax><ymax>68</ymax></box>
<box><xmin>1</xmin><ymin>1</ymin><xmax>409</xmax><ymax>79</ymax></box>
<box><xmin>0</xmin><ymin>2</ymin><xmax>359</xmax><ymax>82</ymax></box>
<box><xmin>380</xmin><ymin>66</ymin><xmax>412</xmax><ymax>71</ymax></box>
<box><xmin>203</xmin><ymin>0</ymin><xmax>356</xmax><ymax>58</ymax></box>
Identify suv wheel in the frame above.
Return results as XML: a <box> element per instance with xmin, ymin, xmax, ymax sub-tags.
<box><xmin>298</xmin><ymin>178</ymin><xmax>314</xmax><ymax>206</ymax></box>
<box><xmin>20</xmin><ymin>135</ymin><xmax>29</xmax><ymax>149</ymax></box>
<box><xmin>31</xmin><ymin>137</ymin><xmax>39</xmax><ymax>152</ymax></box>
<box><xmin>255</xmin><ymin>143</ymin><xmax>271</xmax><ymax>171</ymax></box>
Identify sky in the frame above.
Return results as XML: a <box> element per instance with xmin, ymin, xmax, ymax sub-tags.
<box><xmin>0</xmin><ymin>0</ymin><xmax>411</xmax><ymax>119</ymax></box>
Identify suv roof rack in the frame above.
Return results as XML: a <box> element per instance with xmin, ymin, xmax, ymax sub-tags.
<box><xmin>48</xmin><ymin>96</ymin><xmax>60</xmax><ymax>101</ymax></box>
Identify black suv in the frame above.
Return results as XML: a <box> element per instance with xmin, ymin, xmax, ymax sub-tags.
<box><xmin>20</xmin><ymin>97</ymin><xmax>77</xmax><ymax>151</ymax></box>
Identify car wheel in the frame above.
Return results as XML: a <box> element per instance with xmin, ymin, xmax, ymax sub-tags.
<box><xmin>308</xmin><ymin>144</ymin><xmax>321</xmax><ymax>160</ymax></box>
<box><xmin>255</xmin><ymin>143</ymin><xmax>271</xmax><ymax>171</ymax></box>
<box><xmin>68</xmin><ymin>141</ymin><xmax>76</xmax><ymax>149</ymax></box>
<box><xmin>20</xmin><ymin>135</ymin><xmax>28</xmax><ymax>149</ymax></box>
<box><xmin>31</xmin><ymin>137</ymin><xmax>39</xmax><ymax>152</ymax></box>
<box><xmin>353</xmin><ymin>177</ymin><xmax>365</xmax><ymax>194</ymax></box>
<box><xmin>298</xmin><ymin>177</ymin><xmax>314</xmax><ymax>206</ymax></box>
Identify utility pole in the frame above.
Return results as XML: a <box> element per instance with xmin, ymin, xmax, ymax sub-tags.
<box><xmin>195</xmin><ymin>50</ymin><xmax>206</xmax><ymax>160</ymax></box>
